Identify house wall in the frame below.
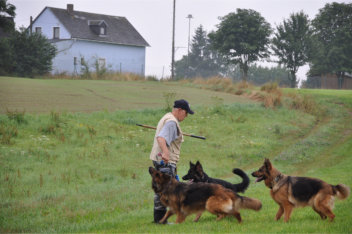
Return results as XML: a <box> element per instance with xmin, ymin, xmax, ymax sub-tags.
<box><xmin>31</xmin><ymin>8</ymin><xmax>71</xmax><ymax>39</ymax></box>
<box><xmin>31</xmin><ymin>8</ymin><xmax>146</xmax><ymax>76</ymax></box>
<box><xmin>52</xmin><ymin>39</ymin><xmax>146</xmax><ymax>75</ymax></box>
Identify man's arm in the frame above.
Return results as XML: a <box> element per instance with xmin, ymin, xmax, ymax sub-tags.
<box><xmin>157</xmin><ymin>136</ymin><xmax>170</xmax><ymax>164</ymax></box>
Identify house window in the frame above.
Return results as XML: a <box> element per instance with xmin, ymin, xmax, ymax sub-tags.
<box><xmin>35</xmin><ymin>27</ymin><xmax>42</xmax><ymax>34</ymax></box>
<box><xmin>81</xmin><ymin>57</ymin><xmax>85</xmax><ymax>65</ymax></box>
<box><xmin>98</xmin><ymin>58</ymin><xmax>106</xmax><ymax>68</ymax></box>
<box><xmin>74</xmin><ymin>57</ymin><xmax>77</xmax><ymax>65</ymax></box>
<box><xmin>53</xmin><ymin>27</ymin><xmax>60</xmax><ymax>39</ymax></box>
<box><xmin>100</xmin><ymin>27</ymin><xmax>106</xmax><ymax>35</ymax></box>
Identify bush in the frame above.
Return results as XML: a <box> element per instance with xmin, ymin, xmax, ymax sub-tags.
<box><xmin>0</xmin><ymin>28</ymin><xmax>56</xmax><ymax>77</ymax></box>
<box><xmin>288</xmin><ymin>93</ymin><xmax>320</xmax><ymax>115</ymax></box>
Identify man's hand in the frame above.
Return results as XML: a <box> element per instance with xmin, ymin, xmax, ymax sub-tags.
<box><xmin>161</xmin><ymin>151</ymin><xmax>170</xmax><ymax>164</ymax></box>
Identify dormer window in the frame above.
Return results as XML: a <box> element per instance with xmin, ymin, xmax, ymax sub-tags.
<box><xmin>88</xmin><ymin>20</ymin><xmax>107</xmax><ymax>36</ymax></box>
<box><xmin>100</xmin><ymin>27</ymin><xmax>105</xmax><ymax>35</ymax></box>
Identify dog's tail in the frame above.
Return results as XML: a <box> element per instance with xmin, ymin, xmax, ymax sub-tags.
<box><xmin>231</xmin><ymin>168</ymin><xmax>250</xmax><ymax>193</ymax></box>
<box><xmin>238</xmin><ymin>196</ymin><xmax>262</xmax><ymax>211</ymax></box>
<box><xmin>333</xmin><ymin>184</ymin><xmax>350</xmax><ymax>200</ymax></box>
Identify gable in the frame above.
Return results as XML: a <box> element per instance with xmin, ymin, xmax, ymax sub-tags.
<box><xmin>31</xmin><ymin>7</ymin><xmax>71</xmax><ymax>39</ymax></box>
<box><xmin>32</xmin><ymin>5</ymin><xmax>149</xmax><ymax>47</ymax></box>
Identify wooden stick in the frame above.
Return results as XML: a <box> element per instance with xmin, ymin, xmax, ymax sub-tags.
<box><xmin>136</xmin><ymin>124</ymin><xmax>206</xmax><ymax>140</ymax></box>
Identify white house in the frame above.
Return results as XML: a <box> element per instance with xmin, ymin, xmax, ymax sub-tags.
<box><xmin>31</xmin><ymin>4</ymin><xmax>149</xmax><ymax>75</ymax></box>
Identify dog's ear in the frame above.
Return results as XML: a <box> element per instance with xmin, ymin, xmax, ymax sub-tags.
<box><xmin>264</xmin><ymin>158</ymin><xmax>272</xmax><ymax>171</ymax></box>
<box><xmin>190</xmin><ymin>161</ymin><xmax>195</xmax><ymax>167</ymax></box>
<box><xmin>149</xmin><ymin>167</ymin><xmax>154</xmax><ymax>175</ymax></box>
<box><xmin>195</xmin><ymin>161</ymin><xmax>203</xmax><ymax>172</ymax></box>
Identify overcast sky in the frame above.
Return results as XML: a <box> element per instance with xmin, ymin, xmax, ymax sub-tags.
<box><xmin>9</xmin><ymin>0</ymin><xmax>349</xmax><ymax>80</ymax></box>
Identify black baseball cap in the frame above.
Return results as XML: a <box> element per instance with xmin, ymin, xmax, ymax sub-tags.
<box><xmin>174</xmin><ymin>99</ymin><xmax>194</xmax><ymax>114</ymax></box>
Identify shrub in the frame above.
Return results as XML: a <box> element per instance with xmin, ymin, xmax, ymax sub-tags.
<box><xmin>261</xmin><ymin>82</ymin><xmax>279</xmax><ymax>93</ymax></box>
<box><xmin>289</xmin><ymin>93</ymin><xmax>320</xmax><ymax>115</ymax></box>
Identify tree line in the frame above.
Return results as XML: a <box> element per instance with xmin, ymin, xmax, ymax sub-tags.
<box><xmin>175</xmin><ymin>2</ymin><xmax>352</xmax><ymax>88</ymax></box>
<box><xmin>0</xmin><ymin>1</ymin><xmax>351</xmax><ymax>85</ymax></box>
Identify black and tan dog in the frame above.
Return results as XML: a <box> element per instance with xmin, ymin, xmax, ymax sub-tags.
<box><xmin>182</xmin><ymin>161</ymin><xmax>250</xmax><ymax>193</ymax></box>
<box><xmin>149</xmin><ymin>167</ymin><xmax>261</xmax><ymax>224</ymax></box>
<box><xmin>251</xmin><ymin>158</ymin><xmax>350</xmax><ymax>222</ymax></box>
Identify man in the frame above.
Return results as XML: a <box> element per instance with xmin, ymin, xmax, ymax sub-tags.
<box><xmin>149</xmin><ymin>99</ymin><xmax>194</xmax><ymax>223</ymax></box>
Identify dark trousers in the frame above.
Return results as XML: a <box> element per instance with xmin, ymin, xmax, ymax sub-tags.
<box><xmin>152</xmin><ymin>161</ymin><xmax>176</xmax><ymax>223</ymax></box>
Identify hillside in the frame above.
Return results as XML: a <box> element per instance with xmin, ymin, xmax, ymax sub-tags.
<box><xmin>0</xmin><ymin>76</ymin><xmax>253</xmax><ymax>113</ymax></box>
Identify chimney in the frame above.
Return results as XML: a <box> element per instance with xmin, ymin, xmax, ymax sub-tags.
<box><xmin>67</xmin><ymin>4</ymin><xmax>74</xmax><ymax>15</ymax></box>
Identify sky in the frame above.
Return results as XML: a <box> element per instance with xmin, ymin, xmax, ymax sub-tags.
<box><xmin>9</xmin><ymin>0</ymin><xmax>350</xmax><ymax>81</ymax></box>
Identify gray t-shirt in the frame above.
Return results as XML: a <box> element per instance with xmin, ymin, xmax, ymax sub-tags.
<box><xmin>157</xmin><ymin>121</ymin><xmax>178</xmax><ymax>146</ymax></box>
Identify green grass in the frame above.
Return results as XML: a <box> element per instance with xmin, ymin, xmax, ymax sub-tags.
<box><xmin>0</xmin><ymin>76</ymin><xmax>253</xmax><ymax>113</ymax></box>
<box><xmin>0</xmin><ymin>77</ymin><xmax>351</xmax><ymax>232</ymax></box>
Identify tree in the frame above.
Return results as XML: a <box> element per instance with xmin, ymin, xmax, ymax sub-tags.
<box><xmin>309</xmin><ymin>2</ymin><xmax>352</xmax><ymax>89</ymax></box>
<box><xmin>247</xmin><ymin>64</ymin><xmax>291</xmax><ymax>86</ymax></box>
<box><xmin>174</xmin><ymin>25</ymin><xmax>225</xmax><ymax>78</ymax></box>
<box><xmin>209</xmin><ymin>9</ymin><xmax>272</xmax><ymax>82</ymax></box>
<box><xmin>271</xmin><ymin>11</ymin><xmax>312</xmax><ymax>88</ymax></box>
<box><xmin>0</xmin><ymin>0</ymin><xmax>16</xmax><ymax>32</ymax></box>
<box><xmin>0</xmin><ymin>28</ymin><xmax>57</xmax><ymax>77</ymax></box>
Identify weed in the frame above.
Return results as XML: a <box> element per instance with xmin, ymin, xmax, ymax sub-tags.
<box><xmin>40</xmin><ymin>111</ymin><xmax>65</xmax><ymax>135</ymax></box>
<box><xmin>40</xmin><ymin>174</ymin><xmax>43</xmax><ymax>187</ymax></box>
<box><xmin>288</xmin><ymin>93</ymin><xmax>321</xmax><ymax>116</ymax></box>
<box><xmin>80</xmin><ymin>59</ymin><xmax>91</xmax><ymax>79</ymax></box>
<box><xmin>87</xmin><ymin>126</ymin><xmax>97</xmax><ymax>139</ymax></box>
<box><xmin>235</xmin><ymin>89</ymin><xmax>244</xmax><ymax>95</ymax></box>
<box><xmin>263</xmin><ymin>92</ymin><xmax>282</xmax><ymax>108</ymax></box>
<box><xmin>235</xmin><ymin>115</ymin><xmax>247</xmax><ymax>123</ymax></box>
<box><xmin>0</xmin><ymin>123</ymin><xmax>18</xmax><ymax>144</ymax></box>
<box><xmin>94</xmin><ymin>59</ymin><xmax>108</xmax><ymax>79</ymax></box>
<box><xmin>261</xmin><ymin>82</ymin><xmax>279</xmax><ymax>93</ymax></box>
<box><xmin>274</xmin><ymin>124</ymin><xmax>281</xmax><ymax>135</ymax></box>
<box><xmin>6</xmin><ymin>109</ymin><xmax>26</xmax><ymax>124</ymax></box>
<box><xmin>163</xmin><ymin>92</ymin><xmax>177</xmax><ymax>112</ymax></box>
<box><xmin>210</xmin><ymin>96</ymin><xmax>226</xmax><ymax>114</ymax></box>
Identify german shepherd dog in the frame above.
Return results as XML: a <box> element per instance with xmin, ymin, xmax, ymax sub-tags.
<box><xmin>149</xmin><ymin>167</ymin><xmax>261</xmax><ymax>224</ymax></box>
<box><xmin>251</xmin><ymin>158</ymin><xmax>350</xmax><ymax>222</ymax></box>
<box><xmin>181</xmin><ymin>161</ymin><xmax>250</xmax><ymax>221</ymax></box>
<box><xmin>182</xmin><ymin>161</ymin><xmax>250</xmax><ymax>193</ymax></box>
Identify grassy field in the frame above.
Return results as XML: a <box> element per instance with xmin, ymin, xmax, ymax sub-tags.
<box><xmin>0</xmin><ymin>76</ymin><xmax>253</xmax><ymax>113</ymax></box>
<box><xmin>0</xmin><ymin>76</ymin><xmax>351</xmax><ymax>233</ymax></box>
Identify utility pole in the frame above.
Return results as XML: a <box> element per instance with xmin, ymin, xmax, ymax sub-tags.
<box><xmin>171</xmin><ymin>0</ymin><xmax>176</xmax><ymax>79</ymax></box>
<box><xmin>186</xmin><ymin>14</ymin><xmax>193</xmax><ymax>57</ymax></box>
<box><xmin>186</xmin><ymin>14</ymin><xmax>193</xmax><ymax>77</ymax></box>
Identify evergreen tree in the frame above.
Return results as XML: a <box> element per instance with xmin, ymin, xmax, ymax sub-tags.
<box><xmin>174</xmin><ymin>25</ymin><xmax>225</xmax><ymax>79</ymax></box>
<box><xmin>0</xmin><ymin>0</ymin><xmax>15</xmax><ymax>33</ymax></box>
<box><xmin>0</xmin><ymin>28</ymin><xmax>57</xmax><ymax>77</ymax></box>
